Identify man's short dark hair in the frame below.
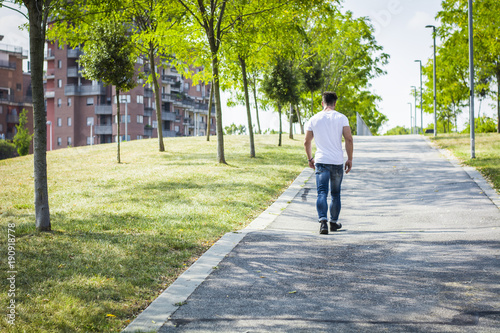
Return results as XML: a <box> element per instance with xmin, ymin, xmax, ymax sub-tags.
<box><xmin>322</xmin><ymin>92</ymin><xmax>338</xmax><ymax>106</ymax></box>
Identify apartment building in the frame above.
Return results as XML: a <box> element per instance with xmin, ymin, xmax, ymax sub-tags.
<box><xmin>0</xmin><ymin>38</ymin><xmax>33</xmax><ymax>143</ymax></box>
<box><xmin>44</xmin><ymin>40</ymin><xmax>216</xmax><ymax>151</ymax></box>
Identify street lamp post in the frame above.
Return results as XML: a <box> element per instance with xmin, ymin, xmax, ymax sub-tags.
<box><xmin>408</xmin><ymin>102</ymin><xmax>412</xmax><ymax>134</ymax></box>
<box><xmin>411</xmin><ymin>86</ymin><xmax>417</xmax><ymax>134</ymax></box>
<box><xmin>46</xmin><ymin>121</ymin><xmax>52</xmax><ymax>151</ymax></box>
<box><xmin>426</xmin><ymin>25</ymin><xmax>437</xmax><ymax>137</ymax></box>
<box><xmin>414</xmin><ymin>60</ymin><xmax>423</xmax><ymax>133</ymax></box>
<box><xmin>468</xmin><ymin>0</ymin><xmax>475</xmax><ymax>159</ymax></box>
<box><xmin>120</xmin><ymin>96</ymin><xmax>129</xmax><ymax>142</ymax></box>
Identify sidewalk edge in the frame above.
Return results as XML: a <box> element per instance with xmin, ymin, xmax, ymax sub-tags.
<box><xmin>122</xmin><ymin>168</ymin><xmax>314</xmax><ymax>333</ymax></box>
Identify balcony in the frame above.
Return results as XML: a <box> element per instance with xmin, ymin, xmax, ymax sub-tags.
<box><xmin>163</xmin><ymin>130</ymin><xmax>177</xmax><ymax>137</ymax></box>
<box><xmin>45</xmin><ymin>90</ymin><xmax>55</xmax><ymax>98</ymax></box>
<box><xmin>161</xmin><ymin>75</ymin><xmax>177</xmax><ymax>84</ymax></box>
<box><xmin>0</xmin><ymin>60</ymin><xmax>16</xmax><ymax>69</ymax></box>
<box><xmin>7</xmin><ymin>115</ymin><xmax>19</xmax><ymax>123</ymax></box>
<box><xmin>161</xmin><ymin>111</ymin><xmax>176</xmax><ymax>122</ymax></box>
<box><xmin>67</xmin><ymin>48</ymin><xmax>83</xmax><ymax>58</ymax></box>
<box><xmin>94</xmin><ymin>125</ymin><xmax>112</xmax><ymax>135</ymax></box>
<box><xmin>67</xmin><ymin>67</ymin><xmax>82</xmax><ymax>78</ymax></box>
<box><xmin>144</xmin><ymin>127</ymin><xmax>153</xmax><ymax>136</ymax></box>
<box><xmin>144</xmin><ymin>107</ymin><xmax>154</xmax><ymax>117</ymax></box>
<box><xmin>65</xmin><ymin>84</ymin><xmax>106</xmax><ymax>96</ymax></box>
<box><xmin>170</xmin><ymin>81</ymin><xmax>181</xmax><ymax>92</ymax></box>
<box><xmin>44</xmin><ymin>49</ymin><xmax>55</xmax><ymax>60</ymax></box>
<box><xmin>161</xmin><ymin>93</ymin><xmax>174</xmax><ymax>102</ymax></box>
<box><xmin>183</xmin><ymin>118</ymin><xmax>194</xmax><ymax>126</ymax></box>
<box><xmin>198</xmin><ymin>122</ymin><xmax>207</xmax><ymax>130</ymax></box>
<box><xmin>144</xmin><ymin>87</ymin><xmax>153</xmax><ymax>98</ymax></box>
<box><xmin>95</xmin><ymin>105</ymin><xmax>113</xmax><ymax>115</ymax></box>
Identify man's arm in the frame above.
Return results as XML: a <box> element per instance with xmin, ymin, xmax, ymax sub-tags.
<box><xmin>304</xmin><ymin>130</ymin><xmax>315</xmax><ymax>169</ymax></box>
<box><xmin>343</xmin><ymin>126</ymin><xmax>353</xmax><ymax>174</ymax></box>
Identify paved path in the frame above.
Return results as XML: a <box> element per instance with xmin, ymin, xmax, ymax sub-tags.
<box><xmin>126</xmin><ymin>135</ymin><xmax>500</xmax><ymax>333</ymax></box>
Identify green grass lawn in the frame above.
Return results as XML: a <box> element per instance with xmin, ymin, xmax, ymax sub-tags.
<box><xmin>0</xmin><ymin>134</ymin><xmax>307</xmax><ymax>332</ymax></box>
<box><xmin>430</xmin><ymin>133</ymin><xmax>500</xmax><ymax>192</ymax></box>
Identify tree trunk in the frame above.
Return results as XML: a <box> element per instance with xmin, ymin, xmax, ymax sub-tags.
<box><xmin>311</xmin><ymin>90</ymin><xmax>314</xmax><ymax>116</ymax></box>
<box><xmin>149</xmin><ymin>44</ymin><xmax>165</xmax><ymax>151</ymax></box>
<box><xmin>278</xmin><ymin>102</ymin><xmax>282</xmax><ymax>147</ymax></box>
<box><xmin>26</xmin><ymin>0</ymin><xmax>50</xmax><ymax>231</ymax></box>
<box><xmin>296</xmin><ymin>105</ymin><xmax>304</xmax><ymax>134</ymax></box>
<box><xmin>239</xmin><ymin>55</ymin><xmax>255</xmax><ymax>157</ymax></box>
<box><xmin>116</xmin><ymin>90</ymin><xmax>121</xmax><ymax>163</ymax></box>
<box><xmin>206</xmin><ymin>80</ymin><xmax>214</xmax><ymax>141</ymax></box>
<box><xmin>212</xmin><ymin>53</ymin><xmax>226</xmax><ymax>163</ymax></box>
<box><xmin>289</xmin><ymin>104</ymin><xmax>294</xmax><ymax>139</ymax></box>
<box><xmin>251</xmin><ymin>75</ymin><xmax>261</xmax><ymax>134</ymax></box>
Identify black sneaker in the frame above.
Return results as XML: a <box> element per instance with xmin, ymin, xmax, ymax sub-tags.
<box><xmin>320</xmin><ymin>221</ymin><xmax>329</xmax><ymax>234</ymax></box>
<box><xmin>330</xmin><ymin>222</ymin><xmax>342</xmax><ymax>232</ymax></box>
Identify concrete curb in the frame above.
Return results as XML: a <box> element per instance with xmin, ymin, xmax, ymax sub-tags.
<box><xmin>122</xmin><ymin>168</ymin><xmax>314</xmax><ymax>333</ymax></box>
<box><xmin>423</xmin><ymin>136</ymin><xmax>500</xmax><ymax>209</ymax></box>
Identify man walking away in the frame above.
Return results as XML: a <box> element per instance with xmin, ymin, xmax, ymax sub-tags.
<box><xmin>304</xmin><ymin>92</ymin><xmax>354</xmax><ymax>235</ymax></box>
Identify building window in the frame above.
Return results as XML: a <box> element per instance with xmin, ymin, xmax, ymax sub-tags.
<box><xmin>57</xmin><ymin>79</ymin><xmax>62</xmax><ymax>88</ymax></box>
<box><xmin>67</xmin><ymin>117</ymin><xmax>72</xmax><ymax>127</ymax></box>
<box><xmin>0</xmin><ymin>106</ymin><xmax>3</xmax><ymax>114</ymax></box>
<box><xmin>174</xmin><ymin>125</ymin><xmax>179</xmax><ymax>132</ymax></box>
<box><xmin>211</xmin><ymin>118</ymin><xmax>214</xmax><ymax>125</ymax></box>
<box><xmin>120</xmin><ymin>115</ymin><xmax>131</xmax><ymax>123</ymax></box>
<box><xmin>152</xmin><ymin>121</ymin><xmax>157</xmax><ymax>129</ymax></box>
<box><xmin>86</xmin><ymin>97</ymin><xmax>94</xmax><ymax>105</ymax></box>
<box><xmin>137</xmin><ymin>95</ymin><xmax>143</xmax><ymax>104</ymax></box>
<box><xmin>87</xmin><ymin>136</ymin><xmax>94</xmax><ymax>145</ymax></box>
<box><xmin>0</xmin><ymin>124</ymin><xmax>3</xmax><ymax>132</ymax></box>
<box><xmin>196</xmin><ymin>85</ymin><xmax>200</xmax><ymax>92</ymax></box>
<box><xmin>57</xmin><ymin>118</ymin><xmax>62</xmax><ymax>127</ymax></box>
<box><xmin>57</xmin><ymin>98</ymin><xmax>62</xmax><ymax>107</ymax></box>
<box><xmin>137</xmin><ymin>115</ymin><xmax>143</xmax><ymax>124</ymax></box>
<box><xmin>67</xmin><ymin>98</ymin><xmax>72</xmax><ymax>106</ymax></box>
<box><xmin>86</xmin><ymin>117</ymin><xmax>94</xmax><ymax>126</ymax></box>
<box><xmin>57</xmin><ymin>137</ymin><xmax>62</xmax><ymax>146</ymax></box>
<box><xmin>16</xmin><ymin>83</ymin><xmax>22</xmax><ymax>91</ymax></box>
<box><xmin>162</xmin><ymin>86</ymin><xmax>166</xmax><ymax>94</ymax></box>
<box><xmin>137</xmin><ymin>135</ymin><xmax>143</xmax><ymax>140</ymax></box>
<box><xmin>58</xmin><ymin>60</ymin><xmax>62</xmax><ymax>68</ymax></box>
<box><xmin>184</xmin><ymin>83</ymin><xmax>189</xmax><ymax>91</ymax></box>
<box><xmin>67</xmin><ymin>137</ymin><xmax>72</xmax><ymax>146</ymax></box>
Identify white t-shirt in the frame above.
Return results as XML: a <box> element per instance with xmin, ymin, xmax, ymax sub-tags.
<box><xmin>305</xmin><ymin>110</ymin><xmax>349</xmax><ymax>165</ymax></box>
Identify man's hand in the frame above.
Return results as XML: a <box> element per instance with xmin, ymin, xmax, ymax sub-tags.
<box><xmin>308</xmin><ymin>158</ymin><xmax>315</xmax><ymax>169</ymax></box>
<box><xmin>345</xmin><ymin>159</ymin><xmax>352</xmax><ymax>174</ymax></box>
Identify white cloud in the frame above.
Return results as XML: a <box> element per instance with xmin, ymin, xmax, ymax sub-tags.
<box><xmin>407</xmin><ymin>11</ymin><xmax>435</xmax><ymax>30</ymax></box>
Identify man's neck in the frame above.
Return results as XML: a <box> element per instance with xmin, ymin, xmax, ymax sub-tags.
<box><xmin>323</xmin><ymin>107</ymin><xmax>335</xmax><ymax>112</ymax></box>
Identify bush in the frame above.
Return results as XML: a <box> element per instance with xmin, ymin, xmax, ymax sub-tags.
<box><xmin>0</xmin><ymin>140</ymin><xmax>17</xmax><ymax>160</ymax></box>
<box><xmin>461</xmin><ymin>116</ymin><xmax>497</xmax><ymax>134</ymax></box>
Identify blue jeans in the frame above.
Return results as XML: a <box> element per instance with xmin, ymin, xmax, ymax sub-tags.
<box><xmin>315</xmin><ymin>163</ymin><xmax>344</xmax><ymax>223</ymax></box>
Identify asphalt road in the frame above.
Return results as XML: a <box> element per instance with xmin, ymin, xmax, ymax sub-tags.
<box><xmin>130</xmin><ymin>135</ymin><xmax>500</xmax><ymax>333</ymax></box>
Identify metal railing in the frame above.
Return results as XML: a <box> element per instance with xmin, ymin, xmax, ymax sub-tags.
<box><xmin>94</xmin><ymin>125</ymin><xmax>112</xmax><ymax>135</ymax></box>
<box><xmin>0</xmin><ymin>43</ymin><xmax>27</xmax><ymax>57</ymax></box>
<box><xmin>0</xmin><ymin>60</ymin><xmax>16</xmax><ymax>69</ymax></box>
<box><xmin>95</xmin><ymin>105</ymin><xmax>113</xmax><ymax>115</ymax></box>
<box><xmin>7</xmin><ymin>115</ymin><xmax>19</xmax><ymax>123</ymax></box>
<box><xmin>161</xmin><ymin>111</ymin><xmax>176</xmax><ymax>122</ymax></box>
<box><xmin>144</xmin><ymin>127</ymin><xmax>153</xmax><ymax>136</ymax></box>
<box><xmin>67</xmin><ymin>67</ymin><xmax>82</xmax><ymax>77</ymax></box>
<box><xmin>67</xmin><ymin>48</ymin><xmax>83</xmax><ymax>58</ymax></box>
<box><xmin>144</xmin><ymin>107</ymin><xmax>154</xmax><ymax>117</ymax></box>
<box><xmin>65</xmin><ymin>84</ymin><xmax>106</xmax><ymax>96</ymax></box>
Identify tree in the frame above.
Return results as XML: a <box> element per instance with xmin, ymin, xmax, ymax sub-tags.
<box><xmin>0</xmin><ymin>0</ymin><xmax>59</xmax><ymax>231</ymax></box>
<box><xmin>385</xmin><ymin>126</ymin><xmax>410</xmax><ymax>136</ymax></box>
<box><xmin>13</xmin><ymin>109</ymin><xmax>33</xmax><ymax>156</ymax></box>
<box><xmin>262</xmin><ymin>56</ymin><xmax>299</xmax><ymax>146</ymax></box>
<box><xmin>78</xmin><ymin>19</ymin><xmax>137</xmax><ymax>163</ymax></box>
<box><xmin>438</xmin><ymin>0</ymin><xmax>500</xmax><ymax>133</ymax></box>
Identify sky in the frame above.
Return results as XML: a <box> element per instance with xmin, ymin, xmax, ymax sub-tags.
<box><xmin>0</xmin><ymin>1</ymin><xmax>495</xmax><ymax>134</ymax></box>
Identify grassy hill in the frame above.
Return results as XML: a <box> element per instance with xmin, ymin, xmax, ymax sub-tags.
<box><xmin>0</xmin><ymin>135</ymin><xmax>307</xmax><ymax>332</ymax></box>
